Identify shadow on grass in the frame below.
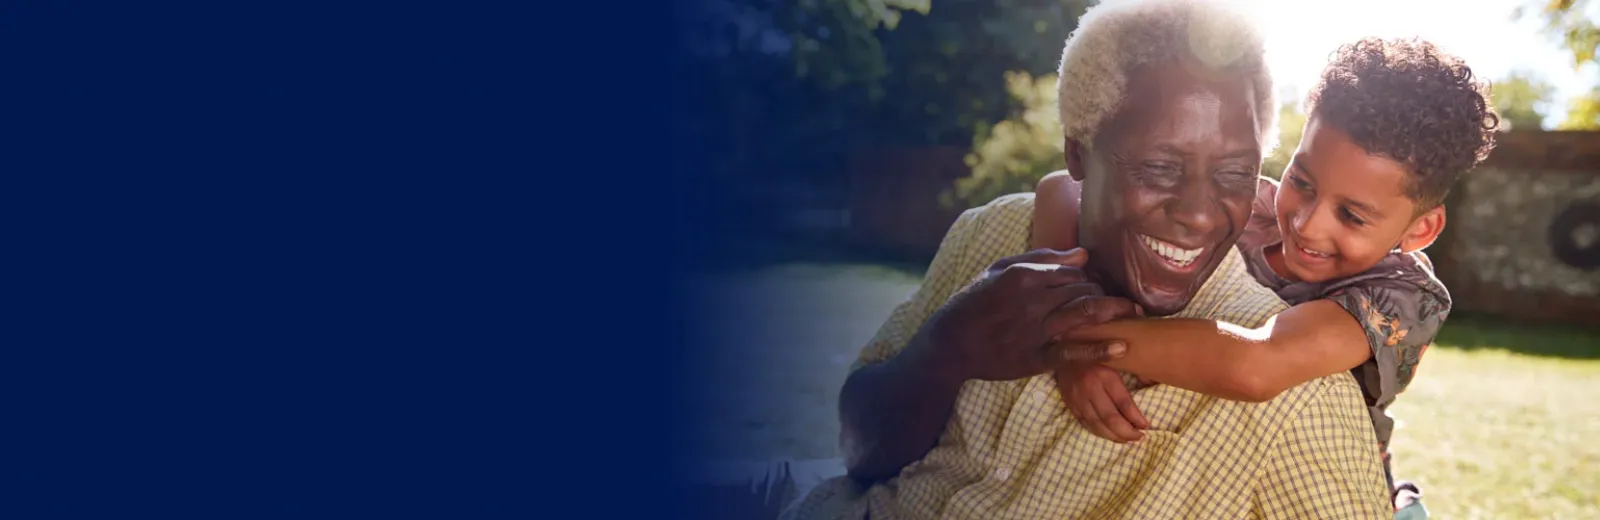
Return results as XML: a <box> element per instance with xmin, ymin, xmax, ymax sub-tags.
<box><xmin>1436</xmin><ymin>311</ymin><xmax>1600</xmax><ymax>360</ymax></box>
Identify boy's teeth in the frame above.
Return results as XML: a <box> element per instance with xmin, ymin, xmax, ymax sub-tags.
<box><xmin>1140</xmin><ymin>234</ymin><xmax>1202</xmax><ymax>266</ymax></box>
<box><xmin>1300</xmin><ymin>245</ymin><xmax>1331</xmax><ymax>258</ymax></box>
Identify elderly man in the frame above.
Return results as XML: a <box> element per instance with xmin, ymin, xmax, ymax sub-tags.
<box><xmin>775</xmin><ymin>1</ymin><xmax>1390</xmax><ymax>518</ymax></box>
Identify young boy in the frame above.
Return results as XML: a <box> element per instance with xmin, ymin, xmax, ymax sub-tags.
<box><xmin>1031</xmin><ymin>37</ymin><xmax>1499</xmax><ymax>515</ymax></box>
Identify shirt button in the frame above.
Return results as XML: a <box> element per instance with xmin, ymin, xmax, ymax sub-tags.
<box><xmin>995</xmin><ymin>466</ymin><xmax>1012</xmax><ymax>481</ymax></box>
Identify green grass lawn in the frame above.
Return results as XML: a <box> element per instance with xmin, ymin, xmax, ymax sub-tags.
<box><xmin>1388</xmin><ymin>317</ymin><xmax>1600</xmax><ymax>519</ymax></box>
<box><xmin>691</xmin><ymin>264</ymin><xmax>1600</xmax><ymax>518</ymax></box>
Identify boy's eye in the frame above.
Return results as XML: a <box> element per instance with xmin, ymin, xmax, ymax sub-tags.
<box><xmin>1289</xmin><ymin>175</ymin><xmax>1312</xmax><ymax>191</ymax></box>
<box><xmin>1339</xmin><ymin>207</ymin><xmax>1367</xmax><ymax>226</ymax></box>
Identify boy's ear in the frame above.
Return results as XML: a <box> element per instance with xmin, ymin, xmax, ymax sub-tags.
<box><xmin>1398</xmin><ymin>205</ymin><xmax>1447</xmax><ymax>254</ymax></box>
<box><xmin>1065</xmin><ymin>138</ymin><xmax>1087</xmax><ymax>181</ymax></box>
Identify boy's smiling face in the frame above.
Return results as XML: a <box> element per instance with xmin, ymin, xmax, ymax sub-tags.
<box><xmin>1274</xmin><ymin>115</ymin><xmax>1445</xmax><ymax>282</ymax></box>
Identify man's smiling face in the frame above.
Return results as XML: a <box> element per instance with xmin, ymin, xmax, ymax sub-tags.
<box><xmin>1069</xmin><ymin>61</ymin><xmax>1262</xmax><ymax>316</ymax></box>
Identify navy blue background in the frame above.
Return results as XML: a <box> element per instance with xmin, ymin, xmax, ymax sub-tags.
<box><xmin>4</xmin><ymin>1</ymin><xmax>691</xmax><ymax>517</ymax></box>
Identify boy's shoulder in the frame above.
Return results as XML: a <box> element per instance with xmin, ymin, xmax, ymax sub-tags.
<box><xmin>1322</xmin><ymin>250</ymin><xmax>1452</xmax><ymax>310</ymax></box>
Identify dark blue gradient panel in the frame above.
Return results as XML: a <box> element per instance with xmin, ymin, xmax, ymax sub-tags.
<box><xmin>666</xmin><ymin>1</ymin><xmax>959</xmax><ymax>517</ymax></box>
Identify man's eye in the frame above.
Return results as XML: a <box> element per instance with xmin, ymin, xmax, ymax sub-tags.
<box><xmin>1132</xmin><ymin>163</ymin><xmax>1182</xmax><ymax>185</ymax></box>
<box><xmin>1218</xmin><ymin>170</ymin><xmax>1256</xmax><ymax>189</ymax></box>
<box><xmin>1142</xmin><ymin>162</ymin><xmax>1180</xmax><ymax>173</ymax></box>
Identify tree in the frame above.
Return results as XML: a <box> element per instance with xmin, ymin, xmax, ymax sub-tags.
<box><xmin>1491</xmin><ymin>70</ymin><xmax>1557</xmax><ymax>131</ymax></box>
<box><xmin>943</xmin><ymin>71</ymin><xmax>1064</xmax><ymax>208</ymax></box>
<box><xmin>1518</xmin><ymin>0</ymin><xmax>1600</xmax><ymax>129</ymax></box>
<box><xmin>1261</xmin><ymin>102</ymin><xmax>1308</xmax><ymax>180</ymax></box>
<box><xmin>1560</xmin><ymin>88</ymin><xmax>1600</xmax><ymax>129</ymax></box>
<box><xmin>868</xmin><ymin>0</ymin><xmax>1094</xmax><ymax>146</ymax></box>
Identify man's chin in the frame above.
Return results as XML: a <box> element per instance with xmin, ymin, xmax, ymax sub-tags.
<box><xmin>1132</xmin><ymin>269</ymin><xmax>1213</xmax><ymax>315</ymax></box>
<box><xmin>1133</xmin><ymin>291</ymin><xmax>1190</xmax><ymax>317</ymax></box>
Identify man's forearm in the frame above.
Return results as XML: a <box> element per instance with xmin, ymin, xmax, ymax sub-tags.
<box><xmin>837</xmin><ymin>334</ymin><xmax>965</xmax><ymax>483</ymax></box>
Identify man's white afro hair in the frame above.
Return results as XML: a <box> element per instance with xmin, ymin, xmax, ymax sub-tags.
<box><xmin>1057</xmin><ymin>0</ymin><xmax>1276</xmax><ymax>152</ymax></box>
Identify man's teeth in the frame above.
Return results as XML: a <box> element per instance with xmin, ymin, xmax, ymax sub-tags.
<box><xmin>1140</xmin><ymin>234</ymin><xmax>1202</xmax><ymax>266</ymax></box>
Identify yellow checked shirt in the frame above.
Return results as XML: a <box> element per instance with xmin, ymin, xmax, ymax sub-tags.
<box><xmin>784</xmin><ymin>194</ymin><xmax>1389</xmax><ymax>520</ymax></box>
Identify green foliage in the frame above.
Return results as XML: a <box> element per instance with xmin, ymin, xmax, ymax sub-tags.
<box><xmin>1519</xmin><ymin>0</ymin><xmax>1600</xmax><ymax>128</ymax></box>
<box><xmin>1261</xmin><ymin>102</ymin><xmax>1308</xmax><ymax>180</ymax></box>
<box><xmin>1492</xmin><ymin>70</ymin><xmax>1557</xmax><ymax>131</ymax></box>
<box><xmin>774</xmin><ymin>0</ymin><xmax>932</xmax><ymax>95</ymax></box>
<box><xmin>685</xmin><ymin>0</ymin><xmax>1097</xmax><ymax>193</ymax></box>
<box><xmin>871</xmin><ymin>0</ymin><xmax>1094</xmax><ymax>145</ymax></box>
<box><xmin>1559</xmin><ymin>88</ymin><xmax>1600</xmax><ymax>129</ymax></box>
<box><xmin>1519</xmin><ymin>0</ymin><xmax>1600</xmax><ymax>66</ymax></box>
<box><xmin>942</xmin><ymin>71</ymin><xmax>1065</xmax><ymax>209</ymax></box>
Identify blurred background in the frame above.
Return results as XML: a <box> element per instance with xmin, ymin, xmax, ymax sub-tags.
<box><xmin>675</xmin><ymin>1</ymin><xmax>1600</xmax><ymax>517</ymax></box>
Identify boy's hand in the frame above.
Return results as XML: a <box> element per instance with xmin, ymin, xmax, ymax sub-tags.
<box><xmin>1053</xmin><ymin>364</ymin><xmax>1149</xmax><ymax>442</ymax></box>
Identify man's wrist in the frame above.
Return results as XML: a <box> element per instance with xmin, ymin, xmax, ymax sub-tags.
<box><xmin>903</xmin><ymin>327</ymin><xmax>969</xmax><ymax>387</ymax></box>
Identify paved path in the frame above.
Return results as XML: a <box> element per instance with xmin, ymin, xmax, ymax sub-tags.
<box><xmin>683</xmin><ymin>265</ymin><xmax>921</xmax><ymax>461</ymax></box>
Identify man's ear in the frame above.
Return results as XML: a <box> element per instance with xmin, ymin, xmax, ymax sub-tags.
<box><xmin>1398</xmin><ymin>205</ymin><xmax>1446</xmax><ymax>253</ymax></box>
<box><xmin>1065</xmin><ymin>138</ymin><xmax>1088</xmax><ymax>181</ymax></box>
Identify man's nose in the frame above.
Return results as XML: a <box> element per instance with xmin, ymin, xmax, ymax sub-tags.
<box><xmin>1168</xmin><ymin>176</ymin><xmax>1220</xmax><ymax>237</ymax></box>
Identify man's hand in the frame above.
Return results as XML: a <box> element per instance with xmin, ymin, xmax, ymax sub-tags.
<box><xmin>916</xmin><ymin>248</ymin><xmax>1139</xmax><ymax>383</ymax></box>
<box><xmin>1054</xmin><ymin>364</ymin><xmax>1150</xmax><ymax>442</ymax></box>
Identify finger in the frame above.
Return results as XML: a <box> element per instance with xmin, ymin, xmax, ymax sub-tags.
<box><xmin>1042</xmin><ymin>280</ymin><xmax>1103</xmax><ymax>302</ymax></box>
<box><xmin>1042</xmin><ymin>339</ymin><xmax>1126</xmax><ymax>367</ymax></box>
<box><xmin>1073</xmin><ymin>392</ymin><xmax>1119</xmax><ymax>442</ymax></box>
<box><xmin>1102</xmin><ymin>372</ymin><xmax>1150</xmax><ymax>430</ymax></box>
<box><xmin>1000</xmin><ymin>262</ymin><xmax>1090</xmax><ymax>289</ymax></box>
<box><xmin>1088</xmin><ymin>381</ymin><xmax>1144</xmax><ymax>442</ymax></box>
<box><xmin>1044</xmin><ymin>296</ymin><xmax>1141</xmax><ymax>337</ymax></box>
<box><xmin>1055</xmin><ymin>368</ymin><xmax>1112</xmax><ymax>439</ymax></box>
<box><xmin>1075</xmin><ymin>389</ymin><xmax>1122</xmax><ymax>442</ymax></box>
<box><xmin>992</xmin><ymin>248</ymin><xmax>1088</xmax><ymax>270</ymax></box>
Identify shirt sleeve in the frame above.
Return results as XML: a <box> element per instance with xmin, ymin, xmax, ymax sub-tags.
<box><xmin>851</xmin><ymin>206</ymin><xmax>985</xmax><ymax>370</ymax></box>
<box><xmin>1251</xmin><ymin>376</ymin><xmax>1391</xmax><ymax>519</ymax></box>
<box><xmin>1322</xmin><ymin>266</ymin><xmax>1450</xmax><ymax>409</ymax></box>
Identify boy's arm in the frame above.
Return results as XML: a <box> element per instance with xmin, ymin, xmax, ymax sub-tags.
<box><xmin>1071</xmin><ymin>299</ymin><xmax>1370</xmax><ymax>402</ymax></box>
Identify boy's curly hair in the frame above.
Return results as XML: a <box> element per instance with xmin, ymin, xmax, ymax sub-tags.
<box><xmin>1306</xmin><ymin>37</ymin><xmax>1500</xmax><ymax>210</ymax></box>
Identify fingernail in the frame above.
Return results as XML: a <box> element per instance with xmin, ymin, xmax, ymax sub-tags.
<box><xmin>1134</xmin><ymin>304</ymin><xmax>1145</xmax><ymax>317</ymax></box>
<box><xmin>1107</xmin><ymin>342</ymin><xmax>1127</xmax><ymax>357</ymax></box>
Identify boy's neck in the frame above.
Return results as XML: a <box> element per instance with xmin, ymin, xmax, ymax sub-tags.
<box><xmin>1262</xmin><ymin>243</ymin><xmax>1298</xmax><ymax>283</ymax></box>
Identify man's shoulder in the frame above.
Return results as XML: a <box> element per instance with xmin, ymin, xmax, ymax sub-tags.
<box><xmin>947</xmin><ymin>192</ymin><xmax>1034</xmax><ymax>257</ymax></box>
<box><xmin>962</xmin><ymin>192</ymin><xmax>1034</xmax><ymax>224</ymax></box>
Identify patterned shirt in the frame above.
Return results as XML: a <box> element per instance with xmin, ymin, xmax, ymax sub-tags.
<box><xmin>785</xmin><ymin>193</ymin><xmax>1388</xmax><ymax>520</ymax></box>
<box><xmin>1237</xmin><ymin>178</ymin><xmax>1450</xmax><ymax>448</ymax></box>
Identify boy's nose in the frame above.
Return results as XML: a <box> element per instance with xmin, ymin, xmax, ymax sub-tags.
<box><xmin>1291</xmin><ymin>201</ymin><xmax>1337</xmax><ymax>243</ymax></box>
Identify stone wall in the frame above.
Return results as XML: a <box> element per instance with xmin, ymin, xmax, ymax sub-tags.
<box><xmin>1434</xmin><ymin>131</ymin><xmax>1600</xmax><ymax>326</ymax></box>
